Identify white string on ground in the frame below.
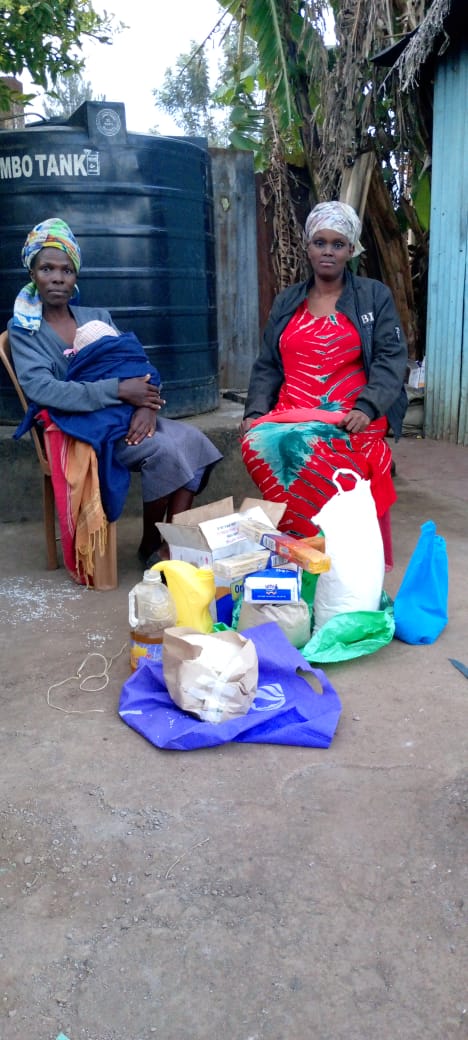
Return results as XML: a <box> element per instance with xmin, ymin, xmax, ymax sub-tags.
<box><xmin>46</xmin><ymin>644</ymin><xmax>128</xmax><ymax>714</ymax></box>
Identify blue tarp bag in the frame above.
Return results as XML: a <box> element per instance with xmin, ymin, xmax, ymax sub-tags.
<box><xmin>393</xmin><ymin>520</ymin><xmax>448</xmax><ymax>644</ymax></box>
<box><xmin>119</xmin><ymin>622</ymin><xmax>342</xmax><ymax>751</ymax></box>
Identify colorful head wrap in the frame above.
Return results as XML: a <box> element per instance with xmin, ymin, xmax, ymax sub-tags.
<box><xmin>304</xmin><ymin>201</ymin><xmax>364</xmax><ymax>257</ymax></box>
<box><xmin>12</xmin><ymin>217</ymin><xmax>81</xmax><ymax>332</ymax></box>
<box><xmin>21</xmin><ymin>217</ymin><xmax>81</xmax><ymax>273</ymax></box>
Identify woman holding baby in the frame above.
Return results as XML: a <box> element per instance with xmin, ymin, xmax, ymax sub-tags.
<box><xmin>8</xmin><ymin>217</ymin><xmax>222</xmax><ymax>569</ymax></box>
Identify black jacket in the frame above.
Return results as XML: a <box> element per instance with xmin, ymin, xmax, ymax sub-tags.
<box><xmin>244</xmin><ymin>269</ymin><xmax>408</xmax><ymax>439</ymax></box>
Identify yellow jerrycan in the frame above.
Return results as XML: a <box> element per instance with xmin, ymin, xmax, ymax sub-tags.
<box><xmin>150</xmin><ymin>559</ymin><xmax>215</xmax><ymax>633</ymax></box>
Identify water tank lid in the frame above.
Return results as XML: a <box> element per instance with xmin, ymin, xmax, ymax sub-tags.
<box><xmin>66</xmin><ymin>101</ymin><xmax>128</xmax><ymax>147</ymax></box>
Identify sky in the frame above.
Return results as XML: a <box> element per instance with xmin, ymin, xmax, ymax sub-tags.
<box><xmin>69</xmin><ymin>0</ymin><xmax>225</xmax><ymax>135</ymax></box>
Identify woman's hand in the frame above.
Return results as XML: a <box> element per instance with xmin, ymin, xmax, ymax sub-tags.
<box><xmin>338</xmin><ymin>409</ymin><xmax>371</xmax><ymax>434</ymax></box>
<box><xmin>118</xmin><ymin>375</ymin><xmax>165</xmax><ymax>410</ymax></box>
<box><xmin>238</xmin><ymin>417</ymin><xmax>256</xmax><ymax>438</ymax></box>
<box><xmin>125</xmin><ymin>407</ymin><xmax>157</xmax><ymax>445</ymax></box>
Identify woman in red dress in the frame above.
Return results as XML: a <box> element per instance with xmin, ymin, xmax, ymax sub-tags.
<box><xmin>240</xmin><ymin>202</ymin><xmax>408</xmax><ymax>565</ymax></box>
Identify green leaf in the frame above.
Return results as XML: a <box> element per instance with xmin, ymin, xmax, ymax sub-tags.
<box><xmin>412</xmin><ymin>170</ymin><xmax>431</xmax><ymax>232</ymax></box>
<box><xmin>0</xmin><ymin>0</ymin><xmax>117</xmax><ymax>94</ymax></box>
<box><xmin>230</xmin><ymin>129</ymin><xmax>260</xmax><ymax>150</ymax></box>
<box><xmin>241</xmin><ymin>74</ymin><xmax>256</xmax><ymax>93</ymax></box>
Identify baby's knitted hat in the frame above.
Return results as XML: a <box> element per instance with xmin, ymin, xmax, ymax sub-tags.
<box><xmin>73</xmin><ymin>320</ymin><xmax>118</xmax><ymax>351</ymax></box>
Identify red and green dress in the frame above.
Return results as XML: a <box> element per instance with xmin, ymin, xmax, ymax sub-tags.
<box><xmin>241</xmin><ymin>303</ymin><xmax>395</xmax><ymax>557</ymax></box>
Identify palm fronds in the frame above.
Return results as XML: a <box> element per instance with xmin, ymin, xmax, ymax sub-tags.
<box><xmin>395</xmin><ymin>0</ymin><xmax>453</xmax><ymax>87</ymax></box>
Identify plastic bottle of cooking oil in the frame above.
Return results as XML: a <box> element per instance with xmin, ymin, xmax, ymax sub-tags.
<box><xmin>150</xmin><ymin>560</ymin><xmax>215</xmax><ymax>633</ymax></box>
<box><xmin>128</xmin><ymin>569</ymin><xmax>177</xmax><ymax>671</ymax></box>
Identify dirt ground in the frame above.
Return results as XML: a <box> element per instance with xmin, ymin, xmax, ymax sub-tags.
<box><xmin>0</xmin><ymin>436</ymin><xmax>467</xmax><ymax>1040</ymax></box>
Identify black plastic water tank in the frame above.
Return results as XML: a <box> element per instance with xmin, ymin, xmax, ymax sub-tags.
<box><xmin>0</xmin><ymin>101</ymin><xmax>218</xmax><ymax>421</ymax></box>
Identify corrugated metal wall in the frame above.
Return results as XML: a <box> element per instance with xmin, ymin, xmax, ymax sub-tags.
<box><xmin>210</xmin><ymin>149</ymin><xmax>259</xmax><ymax>390</ymax></box>
<box><xmin>425</xmin><ymin>42</ymin><xmax>468</xmax><ymax>444</ymax></box>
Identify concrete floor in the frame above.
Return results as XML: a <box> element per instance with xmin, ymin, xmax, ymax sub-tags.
<box><xmin>0</xmin><ymin>434</ymin><xmax>467</xmax><ymax>1040</ymax></box>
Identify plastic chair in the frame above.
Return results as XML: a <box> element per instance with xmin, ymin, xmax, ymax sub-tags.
<box><xmin>0</xmin><ymin>329</ymin><xmax>117</xmax><ymax>589</ymax></box>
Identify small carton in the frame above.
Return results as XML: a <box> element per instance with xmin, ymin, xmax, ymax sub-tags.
<box><xmin>244</xmin><ymin>568</ymin><xmax>301</xmax><ymax>603</ymax></box>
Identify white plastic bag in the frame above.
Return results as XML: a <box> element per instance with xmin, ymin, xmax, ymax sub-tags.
<box><xmin>312</xmin><ymin>469</ymin><xmax>384</xmax><ymax>631</ymax></box>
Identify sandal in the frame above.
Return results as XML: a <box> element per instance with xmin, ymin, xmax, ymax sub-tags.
<box><xmin>137</xmin><ymin>543</ymin><xmax>170</xmax><ymax>569</ymax></box>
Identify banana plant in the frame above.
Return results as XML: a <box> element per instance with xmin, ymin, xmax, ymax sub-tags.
<box><xmin>214</xmin><ymin>0</ymin><xmax>330</xmax><ymax>175</ymax></box>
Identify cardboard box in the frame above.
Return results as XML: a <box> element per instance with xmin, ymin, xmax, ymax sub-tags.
<box><xmin>156</xmin><ymin>497</ymin><xmax>286</xmax><ymax>580</ymax></box>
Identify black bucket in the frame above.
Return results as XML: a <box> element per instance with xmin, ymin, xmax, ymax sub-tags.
<box><xmin>0</xmin><ymin>102</ymin><xmax>218</xmax><ymax>422</ymax></box>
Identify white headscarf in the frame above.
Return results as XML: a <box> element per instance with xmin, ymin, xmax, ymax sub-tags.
<box><xmin>305</xmin><ymin>201</ymin><xmax>364</xmax><ymax>257</ymax></box>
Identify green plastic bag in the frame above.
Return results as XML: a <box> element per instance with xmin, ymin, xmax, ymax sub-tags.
<box><xmin>301</xmin><ymin>593</ymin><xmax>395</xmax><ymax>664</ymax></box>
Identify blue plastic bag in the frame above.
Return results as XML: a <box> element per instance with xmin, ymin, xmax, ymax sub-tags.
<box><xmin>393</xmin><ymin>520</ymin><xmax>448</xmax><ymax>644</ymax></box>
<box><xmin>119</xmin><ymin>622</ymin><xmax>342</xmax><ymax>751</ymax></box>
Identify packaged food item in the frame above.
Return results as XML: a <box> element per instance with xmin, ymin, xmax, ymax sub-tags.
<box><xmin>237</xmin><ymin>514</ymin><xmax>278</xmax><ymax>543</ymax></box>
<box><xmin>237</xmin><ymin>517</ymin><xmax>330</xmax><ymax>574</ymax></box>
<box><xmin>162</xmin><ymin>627</ymin><xmax>258</xmax><ymax>723</ymax></box>
<box><xmin>150</xmin><ymin>559</ymin><xmax>215</xmax><ymax>633</ymax></box>
<box><xmin>237</xmin><ymin>598</ymin><xmax>311</xmax><ymax>648</ymax></box>
<box><xmin>244</xmin><ymin>568</ymin><xmax>301</xmax><ymax>603</ymax></box>
<box><xmin>261</xmin><ymin>532</ymin><xmax>330</xmax><ymax>573</ymax></box>
<box><xmin>128</xmin><ymin>570</ymin><xmax>177</xmax><ymax>671</ymax></box>
<box><xmin>212</xmin><ymin>548</ymin><xmax>270</xmax><ymax>582</ymax></box>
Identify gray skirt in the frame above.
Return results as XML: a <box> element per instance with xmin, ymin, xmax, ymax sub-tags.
<box><xmin>113</xmin><ymin>415</ymin><xmax>223</xmax><ymax>501</ymax></box>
